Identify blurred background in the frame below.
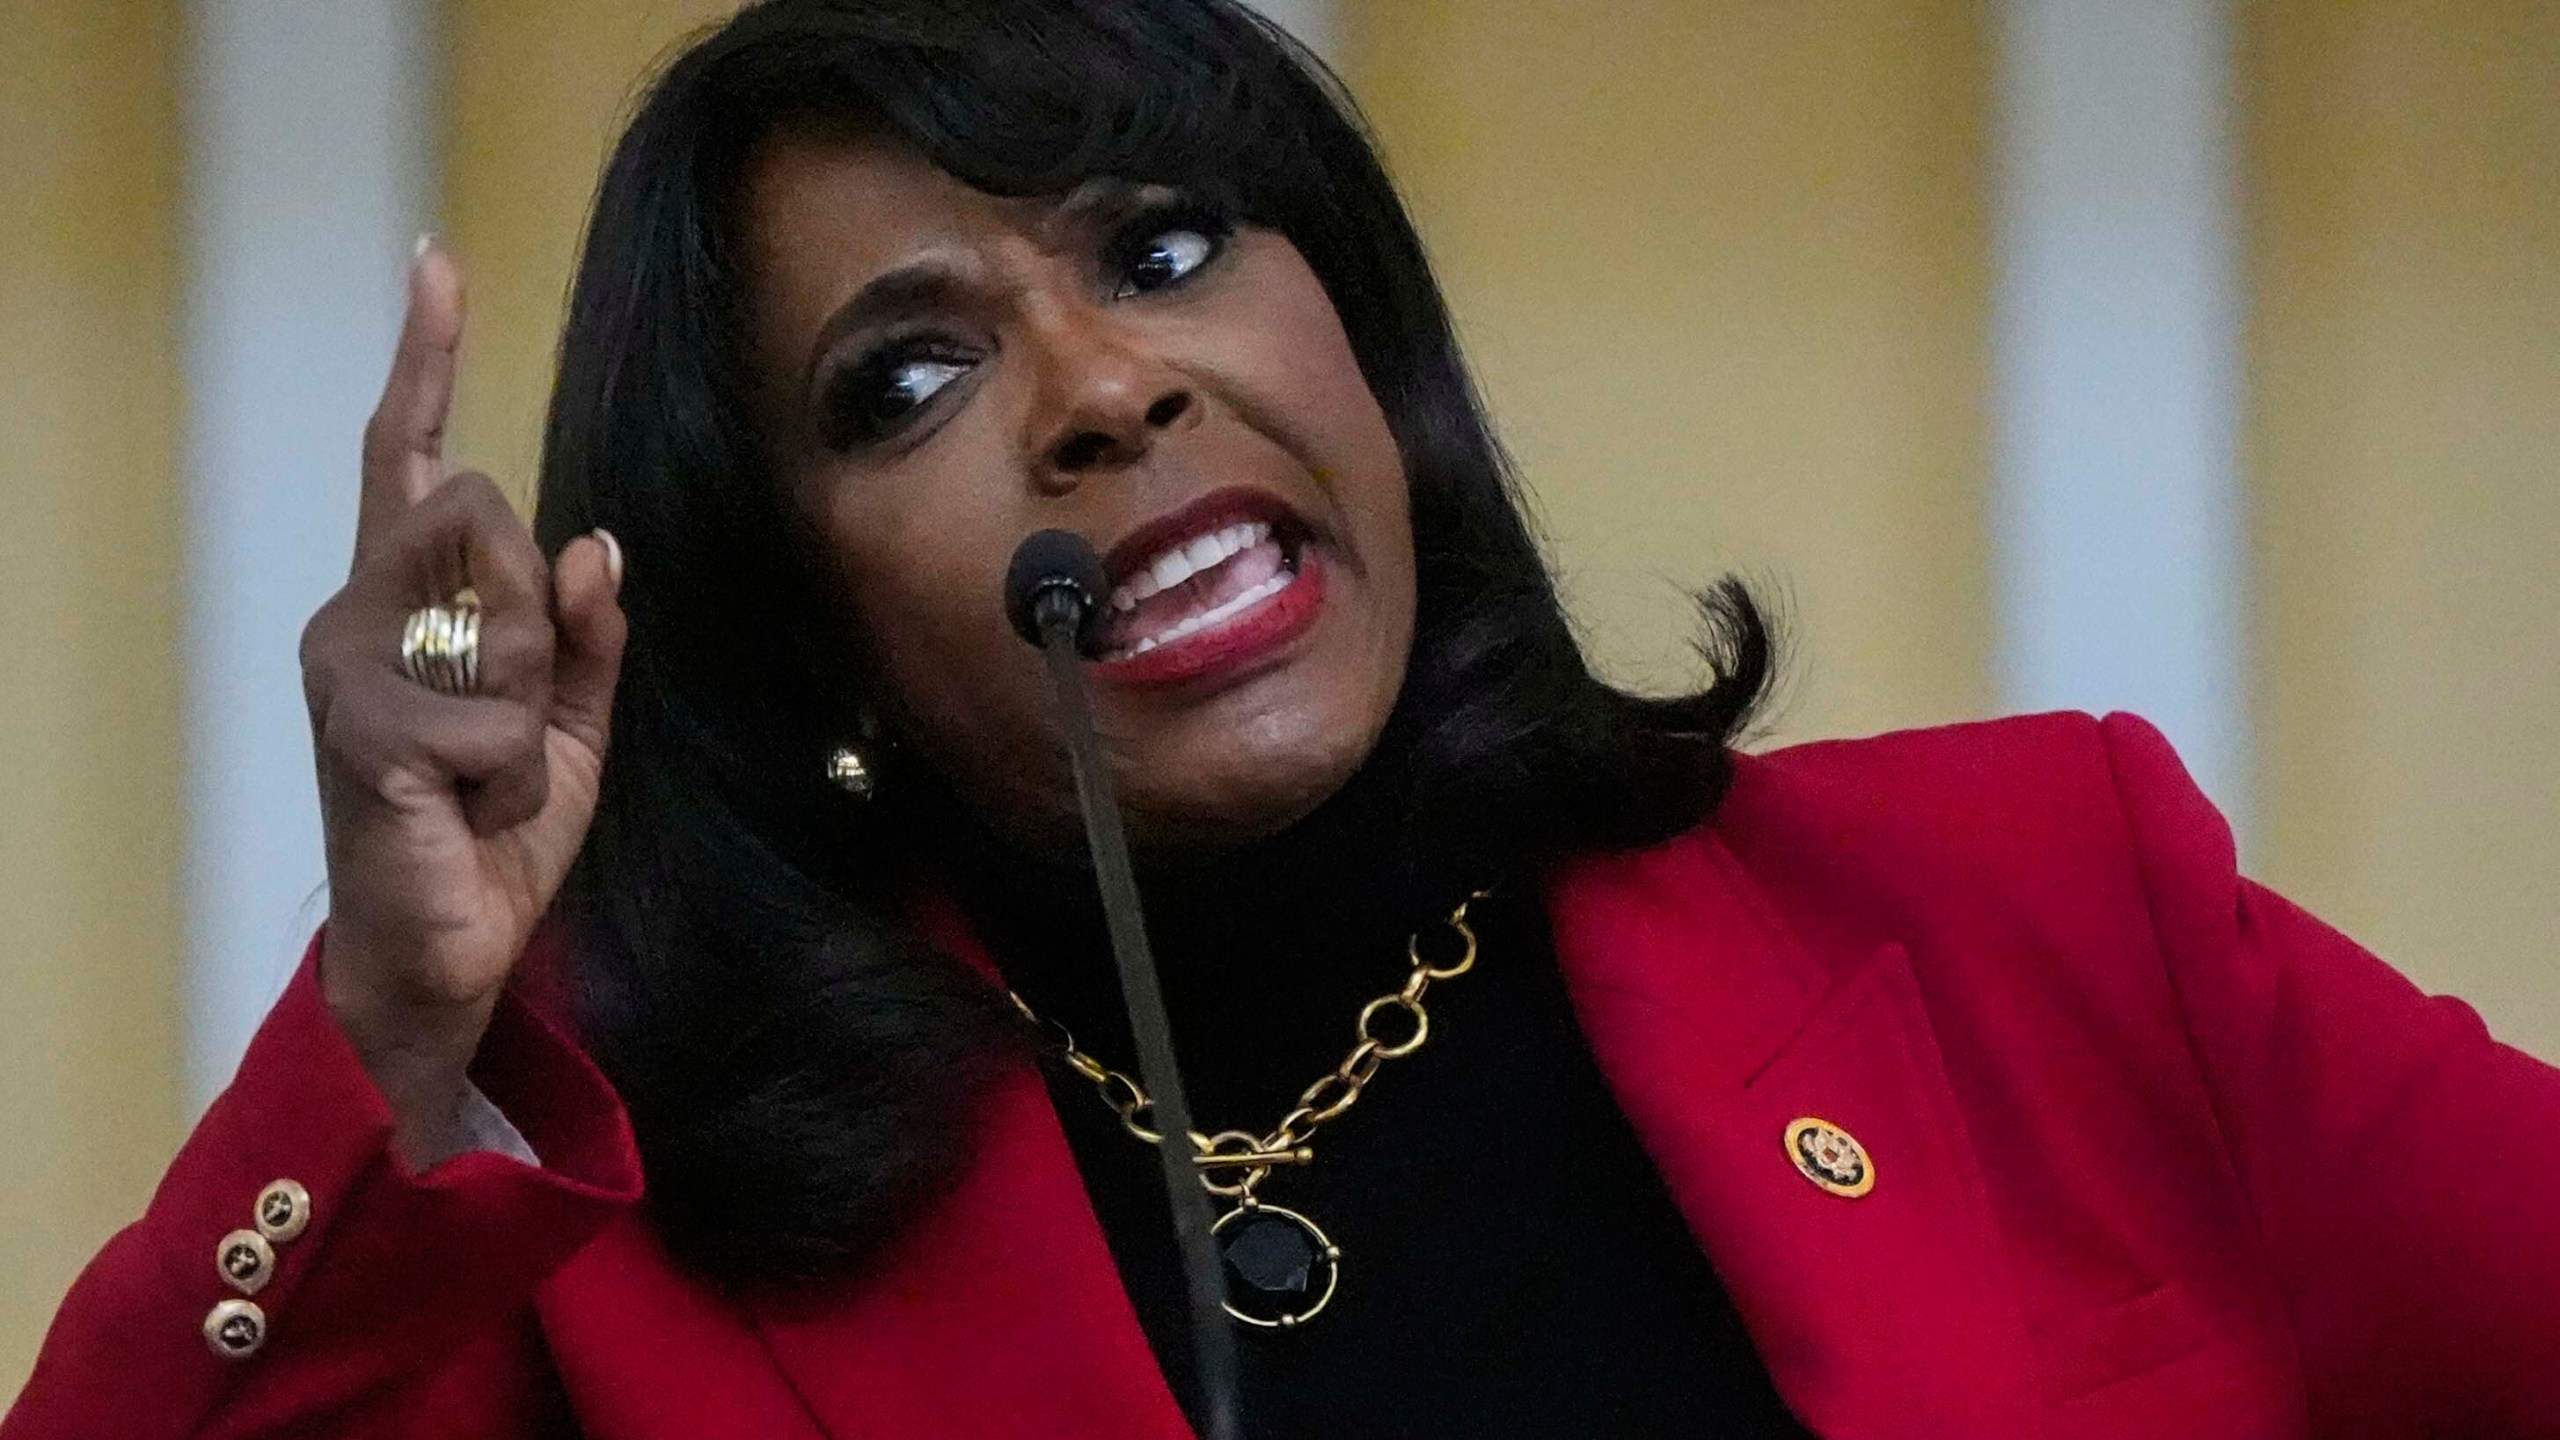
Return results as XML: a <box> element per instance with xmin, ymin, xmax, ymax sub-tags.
<box><xmin>4</xmin><ymin>0</ymin><xmax>2552</xmax><ymax>1394</ymax></box>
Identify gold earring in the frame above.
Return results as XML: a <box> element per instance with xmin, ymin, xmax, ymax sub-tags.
<box><xmin>825</xmin><ymin>745</ymin><xmax>876</xmax><ymax>800</ymax></box>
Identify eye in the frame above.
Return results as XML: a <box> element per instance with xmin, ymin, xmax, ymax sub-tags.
<box><xmin>821</xmin><ymin>342</ymin><xmax>976</xmax><ymax>451</ymax></box>
<box><xmin>1112</xmin><ymin>205</ymin><xmax>1234</xmax><ymax>299</ymax></box>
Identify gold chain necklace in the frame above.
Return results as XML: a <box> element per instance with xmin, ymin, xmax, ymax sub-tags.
<box><xmin>1007</xmin><ymin>888</ymin><xmax>1490</xmax><ymax>1330</ymax></box>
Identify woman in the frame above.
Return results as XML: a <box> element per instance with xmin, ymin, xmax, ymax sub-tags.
<box><xmin>10</xmin><ymin>2</ymin><xmax>2557</xmax><ymax>1436</ymax></box>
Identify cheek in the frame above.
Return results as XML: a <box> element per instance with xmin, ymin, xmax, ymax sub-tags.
<box><xmin>821</xmin><ymin>470</ymin><xmax>1037</xmax><ymax>754</ymax></box>
<box><xmin>853</xmin><ymin>543</ymin><xmax>979</xmax><ymax>679</ymax></box>
<box><xmin>1202</xmin><ymin>248</ymin><xmax>1417</xmax><ymax>598</ymax></box>
<box><xmin>1290</xmin><ymin>314</ymin><xmax>1418</xmax><ymax>674</ymax></box>
<box><xmin>842</xmin><ymin>511</ymin><xmax>1091</xmax><ymax>841</ymax></box>
<box><xmin>1244</xmin><ymin>264</ymin><xmax>1418</xmax><ymax>693</ymax></box>
<box><xmin>1243</xmin><ymin>260</ymin><xmax>1404</xmax><ymax>482</ymax></box>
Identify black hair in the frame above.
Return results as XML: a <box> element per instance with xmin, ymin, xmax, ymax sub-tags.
<box><xmin>533</xmin><ymin>0</ymin><xmax>1771</xmax><ymax>1287</ymax></box>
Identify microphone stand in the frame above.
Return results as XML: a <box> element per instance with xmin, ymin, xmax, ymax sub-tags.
<box><xmin>1019</xmin><ymin>554</ymin><xmax>1244</xmax><ymax>1440</ymax></box>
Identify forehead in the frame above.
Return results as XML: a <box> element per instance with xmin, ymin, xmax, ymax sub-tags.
<box><xmin>743</xmin><ymin>129</ymin><xmax>1023</xmax><ymax>323</ymax></box>
<box><xmin>743</xmin><ymin>127</ymin><xmax>1039</xmax><ymax>276</ymax></box>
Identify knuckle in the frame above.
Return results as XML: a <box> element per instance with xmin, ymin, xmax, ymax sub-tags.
<box><xmin>360</xmin><ymin>411</ymin><xmax>400</xmax><ymax>470</ymax></box>
<box><xmin>472</xmin><ymin>704</ymin><xmax>543</xmax><ymax>765</ymax></box>
<box><xmin>459</xmin><ymin>701</ymin><xmax>543</xmax><ymax>770</ymax></box>
<box><xmin>298</xmin><ymin>596</ymin><xmax>383</xmax><ymax>708</ymax></box>
<box><xmin>444</xmin><ymin>470</ymin><xmax>509</xmax><ymax>516</ymax></box>
<box><xmin>298</xmin><ymin>589</ymin><xmax>362</xmax><ymax>657</ymax></box>
<box><xmin>313</xmin><ymin>702</ymin><xmax>379</xmax><ymax>779</ymax></box>
<box><xmin>300</xmin><ymin>651</ymin><xmax>333</xmax><ymax>715</ymax></box>
<box><xmin>407</xmin><ymin>469</ymin><xmax>464</xmax><ymax>521</ymax></box>
<box><xmin>316</xmin><ymin>681</ymin><xmax>430</xmax><ymax>789</ymax></box>
<box><xmin>463</xmin><ymin>611</ymin><xmax>551</xmax><ymax>694</ymax></box>
<box><xmin>297</xmin><ymin>605</ymin><xmax>333</xmax><ymax>675</ymax></box>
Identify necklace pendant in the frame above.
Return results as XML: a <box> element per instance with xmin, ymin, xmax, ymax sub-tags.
<box><xmin>1212</xmin><ymin>1198</ymin><xmax>1341</xmax><ymax>1329</ymax></box>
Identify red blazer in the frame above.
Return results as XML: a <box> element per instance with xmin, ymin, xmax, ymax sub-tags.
<box><xmin>11</xmin><ymin>712</ymin><xmax>2558</xmax><ymax>1438</ymax></box>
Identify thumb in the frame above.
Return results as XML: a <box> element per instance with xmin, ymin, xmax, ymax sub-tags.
<box><xmin>548</xmin><ymin>528</ymin><xmax>628</xmax><ymax>757</ymax></box>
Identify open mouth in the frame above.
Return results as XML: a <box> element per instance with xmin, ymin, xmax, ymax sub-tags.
<box><xmin>1098</xmin><ymin>518</ymin><xmax>1300</xmax><ymax>659</ymax></box>
<box><xmin>1090</xmin><ymin>490</ymin><xmax>1322</xmax><ymax>681</ymax></box>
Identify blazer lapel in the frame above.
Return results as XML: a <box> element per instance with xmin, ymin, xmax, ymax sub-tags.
<box><xmin>741</xmin><ymin>1063</ymin><xmax>1195</xmax><ymax>1439</ymax></box>
<box><xmin>1547</xmin><ymin>831</ymin><xmax>2042</xmax><ymax>1439</ymax></box>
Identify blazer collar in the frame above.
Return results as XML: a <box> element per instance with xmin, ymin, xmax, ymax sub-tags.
<box><xmin>1547</xmin><ymin>828</ymin><xmax>2042</xmax><ymax>1438</ymax></box>
<box><xmin>743</xmin><ymin>834</ymin><xmax>2038</xmax><ymax>1438</ymax></box>
<box><xmin>743</xmin><ymin>891</ymin><xmax>1192</xmax><ymax>1439</ymax></box>
<box><xmin>745</xmin><ymin>1066</ymin><xmax>1194</xmax><ymax>1438</ymax></box>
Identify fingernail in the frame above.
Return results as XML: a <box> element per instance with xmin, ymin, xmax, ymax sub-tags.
<box><xmin>412</xmin><ymin>231</ymin><xmax>435</xmax><ymax>266</ymax></box>
<box><xmin>594</xmin><ymin>527</ymin><xmax>624</xmax><ymax>590</ymax></box>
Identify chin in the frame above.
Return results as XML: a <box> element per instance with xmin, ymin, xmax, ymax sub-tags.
<box><xmin>1130</xmin><ymin>732</ymin><xmax>1376</xmax><ymax>858</ymax></box>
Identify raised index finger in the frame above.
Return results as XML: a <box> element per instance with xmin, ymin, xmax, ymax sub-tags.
<box><xmin>354</xmin><ymin>242</ymin><xmax>466</xmax><ymax>574</ymax></box>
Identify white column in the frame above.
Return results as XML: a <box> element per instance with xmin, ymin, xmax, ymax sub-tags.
<box><xmin>1247</xmin><ymin>0</ymin><xmax>1337</xmax><ymax>62</ymax></box>
<box><xmin>182</xmin><ymin>0</ymin><xmax>438</xmax><ymax>1109</ymax></box>
<box><xmin>1989</xmin><ymin>0</ymin><xmax>2249</xmax><ymax>833</ymax></box>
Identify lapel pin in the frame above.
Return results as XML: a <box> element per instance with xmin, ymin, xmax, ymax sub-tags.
<box><xmin>1784</xmin><ymin>1116</ymin><xmax>1875</xmax><ymax>1198</ymax></box>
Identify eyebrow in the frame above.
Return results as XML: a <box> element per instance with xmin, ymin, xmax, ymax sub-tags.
<box><xmin>1042</xmin><ymin>177</ymin><xmax>1141</xmax><ymax>243</ymax></box>
<box><xmin>801</xmin><ymin>261</ymin><xmax>976</xmax><ymax>402</ymax></box>
<box><xmin>795</xmin><ymin>180</ymin><xmax>1165</xmax><ymax>403</ymax></box>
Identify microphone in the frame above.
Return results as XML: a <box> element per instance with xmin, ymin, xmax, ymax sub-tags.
<box><xmin>1003</xmin><ymin>531</ymin><xmax>1244</xmax><ymax>1440</ymax></box>
<box><xmin>1004</xmin><ymin>527</ymin><xmax>1111</xmax><ymax>654</ymax></box>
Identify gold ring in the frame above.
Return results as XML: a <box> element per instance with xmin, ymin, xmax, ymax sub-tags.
<box><xmin>398</xmin><ymin>602</ymin><xmax>482</xmax><ymax>696</ymax></box>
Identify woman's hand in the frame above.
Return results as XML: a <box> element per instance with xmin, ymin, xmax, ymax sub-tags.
<box><xmin>297</xmin><ymin>245</ymin><xmax>627</xmax><ymax>1161</ymax></box>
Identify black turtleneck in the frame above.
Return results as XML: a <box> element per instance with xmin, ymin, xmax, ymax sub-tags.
<box><xmin>947</xmin><ymin>796</ymin><xmax>1814</xmax><ymax>1440</ymax></box>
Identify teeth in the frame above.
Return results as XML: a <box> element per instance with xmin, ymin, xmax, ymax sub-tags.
<box><xmin>1108</xmin><ymin>520</ymin><xmax>1273</xmax><ymax>612</ymax></box>
<box><xmin>1102</xmin><ymin>569</ymin><xmax>1297</xmax><ymax>661</ymax></box>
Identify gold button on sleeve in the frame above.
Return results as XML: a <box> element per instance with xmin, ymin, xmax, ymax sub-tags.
<box><xmin>216</xmin><ymin>1229</ymin><xmax>276</xmax><ymax>1296</ymax></box>
<box><xmin>253</xmin><ymin>1179</ymin><xmax>311</xmax><ymax>1243</ymax></box>
<box><xmin>203</xmin><ymin>1298</ymin><xmax>267</xmax><ymax>1360</ymax></box>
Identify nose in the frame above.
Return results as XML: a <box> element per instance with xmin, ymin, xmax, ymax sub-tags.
<box><xmin>1027</xmin><ymin>312</ymin><xmax>1199</xmax><ymax>491</ymax></box>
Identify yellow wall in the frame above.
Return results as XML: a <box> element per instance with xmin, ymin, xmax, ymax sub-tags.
<box><xmin>2248</xmin><ymin>0</ymin><xmax>2560</xmax><ymax>1057</ymax></box>
<box><xmin>1343</xmin><ymin>1</ymin><xmax>1997</xmax><ymax>741</ymax></box>
<box><xmin>442</xmin><ymin>0</ymin><xmax>744</xmax><ymax>497</ymax></box>
<box><xmin>0</xmin><ymin>0</ymin><xmax>185</xmax><ymax>1397</ymax></box>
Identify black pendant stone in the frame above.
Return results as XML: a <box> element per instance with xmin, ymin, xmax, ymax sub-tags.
<box><xmin>1218</xmin><ymin>1207</ymin><xmax>1335</xmax><ymax>1325</ymax></box>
